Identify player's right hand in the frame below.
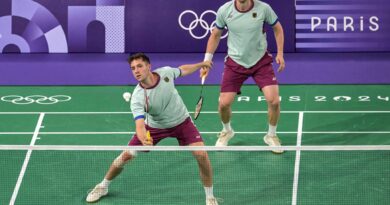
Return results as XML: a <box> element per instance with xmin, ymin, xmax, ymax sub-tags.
<box><xmin>200</xmin><ymin>60</ymin><xmax>212</xmax><ymax>78</ymax></box>
<box><xmin>142</xmin><ymin>131</ymin><xmax>153</xmax><ymax>146</ymax></box>
<box><xmin>142</xmin><ymin>138</ymin><xmax>153</xmax><ymax>146</ymax></box>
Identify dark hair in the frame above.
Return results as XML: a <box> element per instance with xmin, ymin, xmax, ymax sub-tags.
<box><xmin>127</xmin><ymin>53</ymin><xmax>150</xmax><ymax>64</ymax></box>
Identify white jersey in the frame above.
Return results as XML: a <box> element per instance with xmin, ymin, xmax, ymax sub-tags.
<box><xmin>215</xmin><ymin>0</ymin><xmax>278</xmax><ymax>68</ymax></box>
<box><xmin>130</xmin><ymin>67</ymin><xmax>189</xmax><ymax>129</ymax></box>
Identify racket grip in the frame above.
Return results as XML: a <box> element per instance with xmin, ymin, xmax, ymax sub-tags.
<box><xmin>146</xmin><ymin>130</ymin><xmax>151</xmax><ymax>141</ymax></box>
<box><xmin>201</xmin><ymin>76</ymin><xmax>206</xmax><ymax>85</ymax></box>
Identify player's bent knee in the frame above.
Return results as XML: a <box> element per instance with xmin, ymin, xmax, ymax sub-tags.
<box><xmin>219</xmin><ymin>100</ymin><xmax>232</xmax><ymax>110</ymax></box>
<box><xmin>113</xmin><ymin>150</ymin><xmax>137</xmax><ymax>168</ymax></box>
<box><xmin>193</xmin><ymin>151</ymin><xmax>208</xmax><ymax>160</ymax></box>
<box><xmin>268</xmin><ymin>98</ymin><xmax>280</xmax><ymax>108</ymax></box>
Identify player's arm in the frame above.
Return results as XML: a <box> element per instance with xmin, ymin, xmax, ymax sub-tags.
<box><xmin>179</xmin><ymin>61</ymin><xmax>212</xmax><ymax>77</ymax></box>
<box><xmin>135</xmin><ymin>118</ymin><xmax>153</xmax><ymax>146</ymax></box>
<box><xmin>205</xmin><ymin>28</ymin><xmax>223</xmax><ymax>57</ymax></box>
<box><xmin>272</xmin><ymin>22</ymin><xmax>285</xmax><ymax>72</ymax></box>
<box><xmin>200</xmin><ymin>28</ymin><xmax>223</xmax><ymax>78</ymax></box>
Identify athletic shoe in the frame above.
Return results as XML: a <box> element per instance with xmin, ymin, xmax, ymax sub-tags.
<box><xmin>216</xmin><ymin>130</ymin><xmax>235</xmax><ymax>146</ymax></box>
<box><xmin>206</xmin><ymin>197</ymin><xmax>219</xmax><ymax>205</ymax></box>
<box><xmin>263</xmin><ymin>134</ymin><xmax>284</xmax><ymax>154</ymax></box>
<box><xmin>86</xmin><ymin>184</ymin><xmax>108</xmax><ymax>203</ymax></box>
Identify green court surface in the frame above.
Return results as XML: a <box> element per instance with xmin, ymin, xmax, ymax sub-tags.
<box><xmin>0</xmin><ymin>85</ymin><xmax>389</xmax><ymax>205</ymax></box>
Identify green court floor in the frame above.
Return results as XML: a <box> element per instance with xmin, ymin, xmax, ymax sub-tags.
<box><xmin>0</xmin><ymin>85</ymin><xmax>389</xmax><ymax>205</ymax></box>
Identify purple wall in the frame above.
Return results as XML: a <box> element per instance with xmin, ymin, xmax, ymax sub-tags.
<box><xmin>1</xmin><ymin>53</ymin><xmax>390</xmax><ymax>85</ymax></box>
<box><xmin>1</xmin><ymin>0</ymin><xmax>390</xmax><ymax>85</ymax></box>
<box><xmin>125</xmin><ymin>0</ymin><xmax>295</xmax><ymax>53</ymax></box>
<box><xmin>0</xmin><ymin>0</ymin><xmax>296</xmax><ymax>53</ymax></box>
<box><xmin>3</xmin><ymin>0</ymin><xmax>390</xmax><ymax>53</ymax></box>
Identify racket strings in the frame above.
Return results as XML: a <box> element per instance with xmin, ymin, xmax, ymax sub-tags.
<box><xmin>194</xmin><ymin>81</ymin><xmax>205</xmax><ymax>120</ymax></box>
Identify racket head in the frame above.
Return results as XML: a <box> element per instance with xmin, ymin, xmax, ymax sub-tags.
<box><xmin>194</xmin><ymin>96</ymin><xmax>204</xmax><ymax>120</ymax></box>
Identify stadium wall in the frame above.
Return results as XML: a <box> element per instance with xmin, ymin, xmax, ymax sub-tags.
<box><xmin>0</xmin><ymin>0</ymin><xmax>389</xmax><ymax>85</ymax></box>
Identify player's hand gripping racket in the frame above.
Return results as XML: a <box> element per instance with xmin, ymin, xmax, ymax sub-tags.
<box><xmin>194</xmin><ymin>76</ymin><xmax>206</xmax><ymax>120</ymax></box>
<box><xmin>146</xmin><ymin>130</ymin><xmax>152</xmax><ymax>143</ymax></box>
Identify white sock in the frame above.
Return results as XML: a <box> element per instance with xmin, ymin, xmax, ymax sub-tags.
<box><xmin>268</xmin><ymin>124</ymin><xmax>277</xmax><ymax>136</ymax></box>
<box><xmin>222</xmin><ymin>122</ymin><xmax>232</xmax><ymax>131</ymax></box>
<box><xmin>100</xmin><ymin>178</ymin><xmax>111</xmax><ymax>188</ymax></box>
<box><xmin>204</xmin><ymin>186</ymin><xmax>214</xmax><ymax>199</ymax></box>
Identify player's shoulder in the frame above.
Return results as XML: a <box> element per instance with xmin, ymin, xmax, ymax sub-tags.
<box><xmin>132</xmin><ymin>85</ymin><xmax>144</xmax><ymax>96</ymax></box>
<box><xmin>155</xmin><ymin>66</ymin><xmax>180</xmax><ymax>77</ymax></box>
<box><xmin>154</xmin><ymin>66</ymin><xmax>175</xmax><ymax>73</ymax></box>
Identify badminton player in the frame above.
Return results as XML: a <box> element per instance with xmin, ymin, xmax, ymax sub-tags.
<box><xmin>200</xmin><ymin>0</ymin><xmax>285</xmax><ymax>153</ymax></box>
<box><xmin>86</xmin><ymin>53</ymin><xmax>218</xmax><ymax>205</ymax></box>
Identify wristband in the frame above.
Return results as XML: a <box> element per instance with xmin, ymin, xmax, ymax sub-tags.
<box><xmin>204</xmin><ymin>53</ymin><xmax>213</xmax><ymax>61</ymax></box>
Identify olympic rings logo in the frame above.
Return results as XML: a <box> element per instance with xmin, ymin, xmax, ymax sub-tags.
<box><xmin>178</xmin><ymin>10</ymin><xmax>228</xmax><ymax>40</ymax></box>
<box><xmin>1</xmin><ymin>95</ymin><xmax>71</xmax><ymax>105</ymax></box>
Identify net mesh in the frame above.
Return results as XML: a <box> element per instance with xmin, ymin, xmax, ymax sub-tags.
<box><xmin>1</xmin><ymin>145</ymin><xmax>389</xmax><ymax>205</ymax></box>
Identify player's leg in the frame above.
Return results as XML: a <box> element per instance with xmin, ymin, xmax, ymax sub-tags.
<box><xmin>217</xmin><ymin>91</ymin><xmax>237</xmax><ymax>145</ymax></box>
<box><xmin>191</xmin><ymin>142</ymin><xmax>213</xmax><ymax>187</ymax></box>
<box><xmin>176</xmin><ymin>118</ymin><xmax>218</xmax><ymax>205</ymax></box>
<box><xmin>252</xmin><ymin>54</ymin><xmax>283</xmax><ymax>153</ymax></box>
<box><xmin>216</xmin><ymin>57</ymin><xmax>248</xmax><ymax>146</ymax></box>
<box><xmin>262</xmin><ymin>85</ymin><xmax>283</xmax><ymax>153</ymax></box>
<box><xmin>86</xmin><ymin>150</ymin><xmax>136</xmax><ymax>203</ymax></box>
<box><xmin>105</xmin><ymin>150</ymin><xmax>135</xmax><ymax>180</ymax></box>
<box><xmin>189</xmin><ymin>142</ymin><xmax>218</xmax><ymax>205</ymax></box>
<box><xmin>263</xmin><ymin>85</ymin><xmax>280</xmax><ymax>128</ymax></box>
<box><xmin>86</xmin><ymin>133</ymin><xmax>144</xmax><ymax>203</ymax></box>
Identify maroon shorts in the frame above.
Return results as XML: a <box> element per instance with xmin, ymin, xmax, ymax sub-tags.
<box><xmin>128</xmin><ymin>117</ymin><xmax>203</xmax><ymax>146</ymax></box>
<box><xmin>221</xmin><ymin>52</ymin><xmax>278</xmax><ymax>94</ymax></box>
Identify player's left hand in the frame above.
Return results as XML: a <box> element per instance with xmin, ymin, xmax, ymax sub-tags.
<box><xmin>275</xmin><ymin>54</ymin><xmax>285</xmax><ymax>72</ymax></box>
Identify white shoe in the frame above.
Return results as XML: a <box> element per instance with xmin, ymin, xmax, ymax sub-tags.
<box><xmin>215</xmin><ymin>129</ymin><xmax>234</xmax><ymax>146</ymax></box>
<box><xmin>86</xmin><ymin>184</ymin><xmax>108</xmax><ymax>203</ymax></box>
<box><xmin>263</xmin><ymin>134</ymin><xmax>284</xmax><ymax>154</ymax></box>
<box><xmin>206</xmin><ymin>197</ymin><xmax>219</xmax><ymax>205</ymax></box>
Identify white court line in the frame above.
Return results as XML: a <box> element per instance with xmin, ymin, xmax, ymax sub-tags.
<box><xmin>0</xmin><ymin>110</ymin><xmax>390</xmax><ymax>114</ymax></box>
<box><xmin>9</xmin><ymin>113</ymin><xmax>45</xmax><ymax>205</ymax></box>
<box><xmin>1</xmin><ymin>131</ymin><xmax>390</xmax><ymax>135</ymax></box>
<box><xmin>292</xmin><ymin>112</ymin><xmax>304</xmax><ymax>205</ymax></box>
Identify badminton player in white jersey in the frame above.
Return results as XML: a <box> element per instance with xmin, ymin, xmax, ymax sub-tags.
<box><xmin>86</xmin><ymin>53</ymin><xmax>219</xmax><ymax>205</ymax></box>
<box><xmin>201</xmin><ymin>0</ymin><xmax>286</xmax><ymax>153</ymax></box>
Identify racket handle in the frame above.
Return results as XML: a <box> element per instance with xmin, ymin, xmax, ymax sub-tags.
<box><xmin>146</xmin><ymin>130</ymin><xmax>151</xmax><ymax>141</ymax></box>
<box><xmin>201</xmin><ymin>76</ymin><xmax>206</xmax><ymax>85</ymax></box>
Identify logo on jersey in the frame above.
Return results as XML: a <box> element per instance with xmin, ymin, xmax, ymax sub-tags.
<box><xmin>252</xmin><ymin>13</ymin><xmax>257</xmax><ymax>18</ymax></box>
<box><xmin>164</xmin><ymin>77</ymin><xmax>169</xmax><ymax>82</ymax></box>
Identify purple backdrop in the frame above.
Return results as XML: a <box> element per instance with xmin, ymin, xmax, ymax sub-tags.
<box><xmin>1</xmin><ymin>0</ymin><xmax>390</xmax><ymax>85</ymax></box>
<box><xmin>1</xmin><ymin>0</ymin><xmax>390</xmax><ymax>53</ymax></box>
<box><xmin>125</xmin><ymin>0</ymin><xmax>295</xmax><ymax>53</ymax></box>
<box><xmin>1</xmin><ymin>53</ymin><xmax>390</xmax><ymax>85</ymax></box>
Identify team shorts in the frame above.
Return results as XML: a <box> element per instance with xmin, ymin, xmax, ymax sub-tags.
<box><xmin>221</xmin><ymin>52</ymin><xmax>278</xmax><ymax>94</ymax></box>
<box><xmin>128</xmin><ymin>117</ymin><xmax>203</xmax><ymax>146</ymax></box>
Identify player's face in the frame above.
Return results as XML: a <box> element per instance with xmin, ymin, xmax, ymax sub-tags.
<box><xmin>130</xmin><ymin>59</ymin><xmax>151</xmax><ymax>82</ymax></box>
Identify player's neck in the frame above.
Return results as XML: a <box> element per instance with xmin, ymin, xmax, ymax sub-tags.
<box><xmin>236</xmin><ymin>0</ymin><xmax>253</xmax><ymax>12</ymax></box>
<box><xmin>141</xmin><ymin>72</ymin><xmax>157</xmax><ymax>88</ymax></box>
